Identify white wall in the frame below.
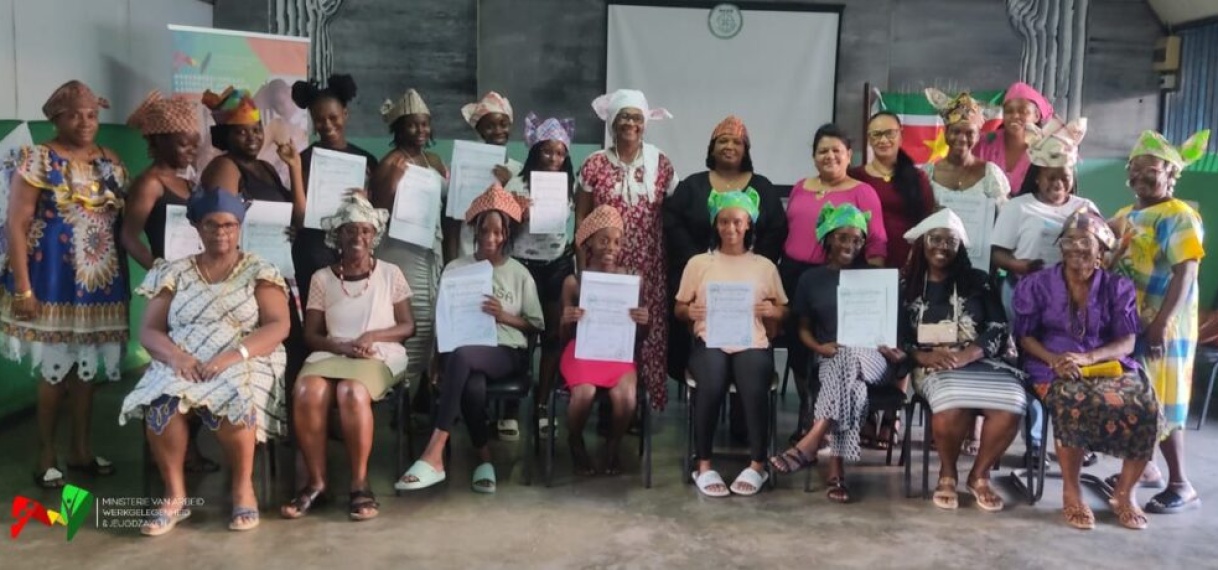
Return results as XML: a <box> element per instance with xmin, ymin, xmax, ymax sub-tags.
<box><xmin>0</xmin><ymin>0</ymin><xmax>213</xmax><ymax>121</ymax></box>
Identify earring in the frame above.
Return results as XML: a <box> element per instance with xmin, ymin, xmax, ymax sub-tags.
<box><xmin>1124</xmin><ymin>180</ymin><xmax>1131</xmax><ymax>188</ymax></box>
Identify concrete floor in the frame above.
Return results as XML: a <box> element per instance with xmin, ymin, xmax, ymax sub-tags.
<box><xmin>2</xmin><ymin>355</ymin><xmax>1216</xmax><ymax>569</ymax></box>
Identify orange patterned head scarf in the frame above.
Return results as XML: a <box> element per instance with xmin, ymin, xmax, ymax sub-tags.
<box><xmin>464</xmin><ymin>183</ymin><xmax>526</xmax><ymax>224</ymax></box>
<box><xmin>201</xmin><ymin>86</ymin><xmax>261</xmax><ymax>126</ymax></box>
<box><xmin>42</xmin><ymin>80</ymin><xmax>110</xmax><ymax>120</ymax></box>
<box><xmin>711</xmin><ymin>115</ymin><xmax>749</xmax><ymax>143</ymax></box>
<box><xmin>925</xmin><ymin>88</ymin><xmax>984</xmax><ymax>128</ymax></box>
<box><xmin>127</xmin><ymin>91</ymin><xmax>200</xmax><ymax>137</ymax></box>
<box><xmin>575</xmin><ymin>205</ymin><xmax>624</xmax><ymax>247</ymax></box>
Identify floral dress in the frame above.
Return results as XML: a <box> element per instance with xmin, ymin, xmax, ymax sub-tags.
<box><xmin>578</xmin><ymin>146</ymin><xmax>676</xmax><ymax>408</ymax></box>
<box><xmin>0</xmin><ymin>146</ymin><xmax>129</xmax><ymax>383</ymax></box>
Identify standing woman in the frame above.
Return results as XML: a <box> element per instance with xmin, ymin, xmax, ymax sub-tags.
<box><xmin>848</xmin><ymin>111</ymin><xmax>935</xmax><ymax>269</ymax></box>
<box><xmin>923</xmin><ymin>89</ymin><xmax>1011</xmax><ymax>208</ymax></box>
<box><xmin>575</xmin><ymin>89</ymin><xmax>677</xmax><ymax>409</ymax></box>
<box><xmin>665</xmin><ymin>115</ymin><xmax>787</xmax><ymax>380</ymax></box>
<box><xmin>973</xmin><ymin>82</ymin><xmax>1054</xmax><ymax>195</ymax></box>
<box><xmin>2</xmin><ymin>81</ymin><xmax>128</xmax><ymax>487</ymax></box>
<box><xmin>459</xmin><ymin>91</ymin><xmax>520</xmax><ymax>259</ymax></box>
<box><xmin>369</xmin><ymin>88</ymin><xmax>450</xmax><ymax>390</ymax></box>
<box><xmin>1110</xmin><ymin>129</ymin><xmax>1210</xmax><ymax>515</ymax></box>
<box><xmin>290</xmin><ymin>73</ymin><xmax>379</xmax><ymax>307</ymax></box>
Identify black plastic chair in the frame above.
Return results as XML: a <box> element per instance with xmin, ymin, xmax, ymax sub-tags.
<box><xmin>901</xmin><ymin>394</ymin><xmax>933</xmax><ymax>499</ymax></box>
<box><xmin>386</xmin><ymin>379</ymin><xmax>415</xmax><ymax>496</ymax></box>
<box><xmin>542</xmin><ymin>376</ymin><xmax>652</xmax><ymax>487</ymax></box>
<box><xmin>682</xmin><ymin>369</ymin><xmax>779</xmax><ymax>490</ymax></box>
<box><xmin>1005</xmin><ymin>388</ymin><xmax>1050</xmax><ymax>505</ymax></box>
<box><xmin>1193</xmin><ymin>346</ymin><xmax>1218</xmax><ymax>430</ymax></box>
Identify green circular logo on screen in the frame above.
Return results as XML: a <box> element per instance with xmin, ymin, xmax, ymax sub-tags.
<box><xmin>709</xmin><ymin>4</ymin><xmax>743</xmax><ymax>39</ymax></box>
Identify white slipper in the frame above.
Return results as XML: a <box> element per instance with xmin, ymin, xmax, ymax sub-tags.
<box><xmin>498</xmin><ymin>419</ymin><xmax>520</xmax><ymax>442</ymax></box>
<box><xmin>730</xmin><ymin>467</ymin><xmax>769</xmax><ymax>496</ymax></box>
<box><xmin>692</xmin><ymin>470</ymin><xmax>730</xmax><ymax>498</ymax></box>
<box><xmin>395</xmin><ymin>460</ymin><xmax>447</xmax><ymax>491</ymax></box>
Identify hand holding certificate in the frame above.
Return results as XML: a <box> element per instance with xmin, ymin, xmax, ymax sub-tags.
<box><xmin>241</xmin><ymin>200</ymin><xmax>295</xmax><ymax>279</ymax></box>
<box><xmin>705</xmin><ymin>282</ymin><xmax>755</xmax><ymax>349</ymax></box>
<box><xmin>836</xmin><ymin>269</ymin><xmax>899</xmax><ymax>349</ymax></box>
<box><xmin>435</xmin><ymin>260</ymin><xmax>498</xmax><ymax>353</ymax></box>
<box><xmin>388</xmin><ymin>166</ymin><xmax>443</xmax><ymax>247</ymax></box>
<box><xmin>164</xmin><ymin>204</ymin><xmax>204</xmax><ymax>261</ymax></box>
<box><xmin>574</xmin><ymin>272</ymin><xmax>641</xmax><ymax>363</ymax></box>
<box><xmin>303</xmin><ymin>148</ymin><xmax>367</xmax><ymax>229</ymax></box>
<box><xmin>527</xmin><ymin>172</ymin><xmax>569</xmax><ymax>234</ymax></box>
<box><xmin>445</xmin><ymin>140</ymin><xmax>506</xmax><ymax>219</ymax></box>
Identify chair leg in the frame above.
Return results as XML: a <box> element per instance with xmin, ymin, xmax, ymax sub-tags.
<box><xmin>1197</xmin><ymin>365</ymin><xmax>1218</xmax><ymax>430</ymax></box>
<box><xmin>920</xmin><ymin>404</ymin><xmax>931</xmax><ymax>500</ymax></box>
<box><xmin>545</xmin><ymin>388</ymin><xmax>557</xmax><ymax>488</ymax></box>
<box><xmin>780</xmin><ymin>355</ymin><xmax>791</xmax><ymax>397</ymax></box>
<box><xmin>522</xmin><ymin>394</ymin><xmax>534</xmax><ymax>487</ymax></box>
<box><xmin>902</xmin><ymin>401</ymin><xmax>914</xmax><ymax>497</ymax></box>
<box><xmin>642</xmin><ymin>391</ymin><xmax>652</xmax><ymax>489</ymax></box>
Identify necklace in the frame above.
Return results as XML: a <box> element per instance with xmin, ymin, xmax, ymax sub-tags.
<box><xmin>195</xmin><ymin>253</ymin><xmax>240</xmax><ymax>284</ymax></box>
<box><xmin>867</xmin><ymin>161</ymin><xmax>894</xmax><ymax>183</ymax></box>
<box><xmin>402</xmin><ymin>148</ymin><xmax>429</xmax><ymax>168</ymax></box>
<box><xmin>337</xmin><ymin>259</ymin><xmax>375</xmax><ymax>298</ymax></box>
<box><xmin>711</xmin><ymin>170</ymin><xmax>749</xmax><ymax>191</ymax></box>
<box><xmin>812</xmin><ymin>176</ymin><xmax>847</xmax><ymax>198</ymax></box>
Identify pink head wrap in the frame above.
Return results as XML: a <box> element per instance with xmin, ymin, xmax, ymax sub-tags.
<box><xmin>1004</xmin><ymin>82</ymin><xmax>1054</xmax><ymax>124</ymax></box>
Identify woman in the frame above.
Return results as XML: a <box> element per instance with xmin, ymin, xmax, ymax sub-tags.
<box><xmin>559</xmin><ymin>205</ymin><xmax>649</xmax><ymax>475</ymax></box>
<box><xmin>782</xmin><ymin>124</ymin><xmax>887</xmax><ymax>439</ymax></box>
<box><xmin>290</xmin><ymin>74</ymin><xmax>380</xmax><ymax>306</ymax></box>
<box><xmin>576</xmin><ymin>89</ymin><xmax>676</xmax><ymax>409</ymax></box>
<box><xmin>1110</xmin><ymin>129</ymin><xmax>1210</xmax><ymax>515</ymax></box>
<box><xmin>119</xmin><ymin>188</ymin><xmax>290</xmax><ymax>535</ymax></box>
<box><xmin>459</xmin><ymin>91</ymin><xmax>522</xmax><ymax>261</ymax></box>
<box><xmin>973</xmin><ymin>82</ymin><xmax>1054</xmax><ymax>194</ymax></box>
<box><xmin>770</xmin><ymin>203</ymin><xmax>900</xmax><ymax>502</ymax></box>
<box><xmin>665</xmin><ymin>115</ymin><xmax>787</xmax><ymax>380</ymax></box>
<box><xmin>397</xmin><ymin>183</ymin><xmax>543</xmax><ymax>493</ymax></box>
<box><xmin>282</xmin><ymin>195</ymin><xmax>414</xmax><ymax>522</ymax></box>
<box><xmin>678</xmin><ymin>190</ymin><xmax>787</xmax><ymax>497</ymax></box>
<box><xmin>923</xmin><ymin>89</ymin><xmax>1011</xmax><ymax>208</ymax></box>
<box><xmin>1013</xmin><ymin>208</ymin><xmax>1161</xmax><ymax>530</ymax></box>
<box><xmin>369</xmin><ymin>88</ymin><xmax>450</xmax><ymax>391</ymax></box>
<box><xmin>848</xmin><ymin>111</ymin><xmax>935</xmax><ymax>270</ymax></box>
<box><xmin>897</xmin><ymin>208</ymin><xmax>1025</xmax><ymax>512</ymax></box>
<box><xmin>2</xmin><ymin>81</ymin><xmax>128</xmax><ymax>487</ymax></box>
<box><xmin>513</xmin><ymin>112</ymin><xmax>578</xmax><ymax>436</ymax></box>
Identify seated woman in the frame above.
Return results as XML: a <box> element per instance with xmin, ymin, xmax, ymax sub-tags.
<box><xmin>677</xmin><ymin>190</ymin><xmax>787</xmax><ymax>498</ymax></box>
<box><xmin>282</xmin><ymin>195</ymin><xmax>415</xmax><ymax>522</ymax></box>
<box><xmin>898</xmin><ymin>208</ymin><xmax>1026</xmax><ymax>512</ymax></box>
<box><xmin>119</xmin><ymin>189</ymin><xmax>290</xmax><ymax>535</ymax></box>
<box><xmin>769</xmin><ymin>203</ymin><xmax>900</xmax><ymax>503</ymax></box>
<box><xmin>559</xmin><ymin>205</ymin><xmax>649</xmax><ymax>476</ymax></box>
<box><xmin>397</xmin><ymin>183</ymin><xmax>544</xmax><ymax>494</ymax></box>
<box><xmin>1013</xmin><ymin>208</ymin><xmax>1161</xmax><ymax>530</ymax></box>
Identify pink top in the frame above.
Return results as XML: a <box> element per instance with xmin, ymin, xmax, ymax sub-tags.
<box><xmin>305</xmin><ymin>261</ymin><xmax>412</xmax><ymax>375</ymax></box>
<box><xmin>974</xmin><ymin>130</ymin><xmax>1032</xmax><ymax>195</ymax></box>
<box><xmin>782</xmin><ymin>179</ymin><xmax>887</xmax><ymax>264</ymax></box>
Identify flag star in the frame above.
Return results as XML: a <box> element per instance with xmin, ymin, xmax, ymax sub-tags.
<box><xmin>925</xmin><ymin>131</ymin><xmax>949</xmax><ymax>163</ymax></box>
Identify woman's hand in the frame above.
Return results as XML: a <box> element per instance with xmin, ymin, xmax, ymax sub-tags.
<box><xmin>481</xmin><ymin>295</ymin><xmax>504</xmax><ymax>322</ymax></box>
<box><xmin>196</xmin><ymin>349</ymin><xmax>241</xmax><ymax>381</ymax></box>
<box><xmin>815</xmin><ymin>342</ymin><xmax>839</xmax><ymax>359</ymax></box>
<box><xmin>561</xmin><ymin>307</ymin><xmax>585</xmax><ymax>325</ymax></box>
<box><xmin>754</xmin><ymin>300</ymin><xmax>779</xmax><ymax>320</ymax></box>
<box><xmin>275</xmin><ymin>140</ymin><xmax>301</xmax><ymax>170</ymax></box>
<box><xmin>168</xmin><ymin>350</ymin><xmax>204</xmax><ymax>382</ymax></box>
<box><xmin>283</xmin><ymin>225</ymin><xmax>297</xmax><ymax>243</ymax></box>
<box><xmin>1016</xmin><ymin>258</ymin><xmax>1045</xmax><ymax>275</ymax></box>
<box><xmin>384</xmin><ymin>153</ymin><xmax>410</xmax><ymax>179</ymax></box>
<box><xmin>1050</xmin><ymin>352</ymin><xmax>1091</xmax><ymax>380</ymax></box>
<box><xmin>350</xmin><ymin>333</ymin><xmax>378</xmax><ymax>358</ymax></box>
<box><xmin>915</xmin><ymin>347</ymin><xmax>958</xmax><ymax>371</ymax></box>
<box><xmin>10</xmin><ymin>294</ymin><xmax>40</xmax><ymax>321</ymax></box>
<box><xmin>492</xmin><ymin>164</ymin><xmax>513</xmax><ymax>185</ymax></box>
<box><xmin>629</xmin><ymin>307</ymin><xmax>650</xmax><ymax>326</ymax></box>
<box><xmin>687</xmin><ymin>304</ymin><xmax>708</xmax><ymax>322</ymax></box>
<box><xmin>1144</xmin><ymin>322</ymin><xmax>1167</xmax><ymax>361</ymax></box>
<box><xmin>878</xmin><ymin>345</ymin><xmax>907</xmax><ymax>364</ymax></box>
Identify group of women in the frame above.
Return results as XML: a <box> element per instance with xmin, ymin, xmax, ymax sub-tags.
<box><xmin>0</xmin><ymin>76</ymin><xmax>1208</xmax><ymax>535</ymax></box>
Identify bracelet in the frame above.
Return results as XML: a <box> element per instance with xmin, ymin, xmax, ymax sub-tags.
<box><xmin>237</xmin><ymin>343</ymin><xmax>250</xmax><ymax>361</ymax></box>
<box><xmin>12</xmin><ymin>290</ymin><xmax>33</xmax><ymax>300</ymax></box>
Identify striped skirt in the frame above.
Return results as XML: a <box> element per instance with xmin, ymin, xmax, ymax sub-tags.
<box><xmin>815</xmin><ymin>347</ymin><xmax>889</xmax><ymax>461</ymax></box>
<box><xmin>379</xmin><ymin>239</ymin><xmax>440</xmax><ymax>388</ymax></box>
<box><xmin>914</xmin><ymin>359</ymin><xmax>1026</xmax><ymax>415</ymax></box>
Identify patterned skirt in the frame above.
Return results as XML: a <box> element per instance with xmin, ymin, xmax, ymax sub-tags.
<box><xmin>915</xmin><ymin>359</ymin><xmax>1027</xmax><ymax>415</ymax></box>
<box><xmin>814</xmin><ymin>347</ymin><xmax>888</xmax><ymax>461</ymax></box>
<box><xmin>1041</xmin><ymin>372</ymin><xmax>1162</xmax><ymax>461</ymax></box>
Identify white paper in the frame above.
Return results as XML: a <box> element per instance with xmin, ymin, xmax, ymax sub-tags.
<box><xmin>435</xmin><ymin>260</ymin><xmax>498</xmax><ymax>352</ymax></box>
<box><xmin>527</xmin><ymin>172</ymin><xmax>569</xmax><ymax>234</ymax></box>
<box><xmin>388</xmin><ymin>166</ymin><xmax>443</xmax><ymax>247</ymax></box>
<box><xmin>304</xmin><ymin>148</ymin><xmax>367</xmax><ymax>229</ymax></box>
<box><xmin>937</xmin><ymin>191</ymin><xmax>995</xmax><ymax>270</ymax></box>
<box><xmin>836</xmin><ymin>269</ymin><xmax>899</xmax><ymax>349</ymax></box>
<box><xmin>0</xmin><ymin>124</ymin><xmax>34</xmax><ymax>269</ymax></box>
<box><xmin>705</xmin><ymin>282</ymin><xmax>755</xmax><ymax>349</ymax></box>
<box><xmin>241</xmin><ymin>201</ymin><xmax>295</xmax><ymax>279</ymax></box>
<box><xmin>163</xmin><ymin>204</ymin><xmax>204</xmax><ymax>261</ymax></box>
<box><xmin>574</xmin><ymin>272</ymin><xmax>641</xmax><ymax>363</ymax></box>
<box><xmin>445</xmin><ymin>140</ymin><xmax>506</xmax><ymax>219</ymax></box>
<box><xmin>0</xmin><ymin>123</ymin><xmax>32</xmax><ymax>163</ymax></box>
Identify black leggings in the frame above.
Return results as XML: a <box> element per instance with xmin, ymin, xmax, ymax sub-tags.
<box><xmin>688</xmin><ymin>341</ymin><xmax>773</xmax><ymax>463</ymax></box>
<box><xmin>435</xmin><ymin>346</ymin><xmax>525</xmax><ymax>448</ymax></box>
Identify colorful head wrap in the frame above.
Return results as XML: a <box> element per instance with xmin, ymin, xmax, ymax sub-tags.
<box><xmin>321</xmin><ymin>193</ymin><xmax>390</xmax><ymax>250</ymax></box>
<box><xmin>903</xmin><ymin>207</ymin><xmax>970</xmax><ymax>247</ymax></box>
<box><xmin>523</xmin><ymin>112</ymin><xmax>575</xmax><ymax>148</ymax></box>
<box><xmin>592</xmin><ymin>89</ymin><xmax>672</xmax><ymax>125</ymax></box>
<box><xmin>42</xmin><ymin>80</ymin><xmax>110</xmax><ymax>120</ymax></box>
<box><xmin>711</xmin><ymin>115</ymin><xmax>749</xmax><ymax>143</ymax></box>
<box><xmin>575</xmin><ymin>205</ymin><xmax>624</xmax><ymax>247</ymax></box>
<box><xmin>925</xmin><ymin>88</ymin><xmax>984</xmax><ymax>127</ymax></box>
<box><xmin>201</xmin><ymin>87</ymin><xmax>260</xmax><ymax>126</ymax></box>
<box><xmin>815</xmin><ymin>203</ymin><xmax>870</xmax><ymax>242</ymax></box>
<box><xmin>186</xmin><ymin>188</ymin><xmax>247</xmax><ymax>225</ymax></box>
<box><xmin>1025</xmin><ymin>116</ymin><xmax>1087</xmax><ymax>168</ymax></box>
<box><xmin>461</xmin><ymin>91</ymin><xmax>514</xmax><ymax>129</ymax></box>
<box><xmin>380</xmin><ymin>89</ymin><xmax>430</xmax><ymax>125</ymax></box>
<box><xmin>1129</xmin><ymin>129</ymin><xmax>1211</xmax><ymax>178</ymax></box>
<box><xmin>707</xmin><ymin>188</ymin><xmax>760</xmax><ymax>224</ymax></box>
<box><xmin>127</xmin><ymin>91</ymin><xmax>200</xmax><ymax>137</ymax></box>
<box><xmin>1003</xmin><ymin>82</ymin><xmax>1054</xmax><ymax>124</ymax></box>
<box><xmin>1058</xmin><ymin>206</ymin><xmax>1115</xmax><ymax>250</ymax></box>
<box><xmin>465</xmin><ymin>182</ymin><xmax>525</xmax><ymax>223</ymax></box>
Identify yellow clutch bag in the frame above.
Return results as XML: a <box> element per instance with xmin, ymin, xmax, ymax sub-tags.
<box><xmin>1079</xmin><ymin>361</ymin><xmax>1122</xmax><ymax>378</ymax></box>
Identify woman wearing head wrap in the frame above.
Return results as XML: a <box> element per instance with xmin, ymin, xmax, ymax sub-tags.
<box><xmin>974</xmin><ymin>82</ymin><xmax>1055</xmax><ymax>194</ymax></box>
<box><xmin>896</xmin><ymin>208</ymin><xmax>1025</xmax><ymax>513</ymax></box>
<box><xmin>199</xmin><ymin>87</ymin><xmax>304</xmax><ymax>217</ymax></box>
<box><xmin>558</xmin><ymin>205</ymin><xmax>649</xmax><ymax>476</ymax></box>
<box><xmin>677</xmin><ymin>189</ymin><xmax>787</xmax><ymax>498</ymax></box>
<box><xmin>282</xmin><ymin>194</ymin><xmax>414</xmax><ymax>522</ymax></box>
<box><xmin>369</xmin><ymin>88</ymin><xmax>450</xmax><ymax>393</ymax></box>
<box><xmin>457</xmin><ymin>91</ymin><xmax>521</xmax><ymax>260</ymax></box>
<box><xmin>769</xmin><ymin>203</ymin><xmax>899</xmax><ymax>503</ymax></box>
<box><xmin>923</xmin><ymin>89</ymin><xmax>1011</xmax><ymax>207</ymax></box>
<box><xmin>397</xmin><ymin>183</ymin><xmax>543</xmax><ymax>494</ymax></box>
<box><xmin>575</xmin><ymin>89</ymin><xmax>677</xmax><ymax>409</ymax></box>
<box><xmin>1</xmin><ymin>80</ymin><xmax>128</xmax><ymax>488</ymax></box>
<box><xmin>1109</xmin><ymin>129</ymin><xmax>1210</xmax><ymax>516</ymax></box>
<box><xmin>1013</xmin><ymin>207</ymin><xmax>1162</xmax><ymax>530</ymax></box>
<box><xmin>665</xmin><ymin>115</ymin><xmax>788</xmax><ymax>380</ymax></box>
<box><xmin>290</xmin><ymin>74</ymin><xmax>380</xmax><ymax>307</ymax></box>
<box><xmin>119</xmin><ymin>188</ymin><xmax>290</xmax><ymax>535</ymax></box>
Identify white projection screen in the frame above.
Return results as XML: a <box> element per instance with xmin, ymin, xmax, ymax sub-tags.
<box><xmin>606</xmin><ymin>2</ymin><xmax>841</xmax><ymax>186</ymax></box>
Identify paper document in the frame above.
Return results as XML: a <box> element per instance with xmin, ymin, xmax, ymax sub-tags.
<box><xmin>836</xmin><ymin>269</ymin><xmax>899</xmax><ymax>349</ymax></box>
<box><xmin>705</xmin><ymin>282</ymin><xmax>755</xmax><ymax>349</ymax></box>
<box><xmin>445</xmin><ymin>140</ymin><xmax>506</xmax><ymax>219</ymax></box>
<box><xmin>303</xmin><ymin>148</ymin><xmax>367</xmax><ymax>229</ymax></box>
<box><xmin>164</xmin><ymin>205</ymin><xmax>204</xmax><ymax>261</ymax></box>
<box><xmin>388</xmin><ymin>166</ymin><xmax>443</xmax><ymax>248</ymax></box>
<box><xmin>435</xmin><ymin>260</ymin><xmax>498</xmax><ymax>352</ymax></box>
<box><xmin>241</xmin><ymin>200</ymin><xmax>295</xmax><ymax>279</ymax></box>
<box><xmin>574</xmin><ymin>271</ymin><xmax>641</xmax><ymax>363</ymax></box>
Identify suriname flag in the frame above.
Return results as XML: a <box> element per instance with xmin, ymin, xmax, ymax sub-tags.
<box><xmin>872</xmin><ymin>90</ymin><xmax>1006</xmax><ymax>165</ymax></box>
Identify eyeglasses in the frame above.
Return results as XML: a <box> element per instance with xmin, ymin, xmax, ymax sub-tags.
<box><xmin>616</xmin><ymin>113</ymin><xmax>645</xmax><ymax>125</ymax></box>
<box><xmin>868</xmin><ymin>129</ymin><xmax>899</xmax><ymax>141</ymax></box>
<box><xmin>1059</xmin><ymin>236</ymin><xmax>1097</xmax><ymax>251</ymax></box>
<box><xmin>926</xmin><ymin>234</ymin><xmax>961</xmax><ymax>249</ymax></box>
<box><xmin>199</xmin><ymin>221</ymin><xmax>240</xmax><ymax>234</ymax></box>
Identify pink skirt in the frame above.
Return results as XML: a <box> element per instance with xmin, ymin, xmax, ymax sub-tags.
<box><xmin>560</xmin><ymin>341</ymin><xmax>636</xmax><ymax>389</ymax></box>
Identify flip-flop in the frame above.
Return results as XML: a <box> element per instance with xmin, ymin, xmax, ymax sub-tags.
<box><xmin>1103</xmin><ymin>473</ymin><xmax>1166</xmax><ymax>491</ymax></box>
<box><xmin>729</xmin><ymin>467</ymin><xmax>769</xmax><ymax>497</ymax></box>
<box><xmin>1110</xmin><ymin>498</ymin><xmax>1150</xmax><ymax>529</ymax></box>
<box><xmin>692</xmin><ymin>470</ymin><xmax>730</xmax><ymax>498</ymax></box>
<box><xmin>933</xmin><ymin>477</ymin><xmax>959</xmax><ymax>510</ymax></box>
<box><xmin>497</xmin><ymin>419</ymin><xmax>520</xmax><ymax>442</ymax></box>
<box><xmin>1144</xmin><ymin>488</ymin><xmax>1201</xmax><ymax>515</ymax></box>
<box><xmin>826</xmin><ymin>477</ymin><xmax>851</xmax><ymax>503</ymax></box>
<box><xmin>66</xmin><ymin>456</ymin><xmax>115</xmax><ymax>477</ymax></box>
<box><xmin>471</xmin><ymin>462</ymin><xmax>497</xmax><ymax>494</ymax></box>
<box><xmin>395</xmin><ymin>460</ymin><xmax>447</xmax><ymax>491</ymax></box>
<box><xmin>1062</xmin><ymin>502</ymin><xmax>1095</xmax><ymax>530</ymax></box>
<box><xmin>967</xmin><ymin>479</ymin><xmax>1005</xmax><ymax>513</ymax></box>
<box><xmin>140</xmin><ymin>508</ymin><xmax>191</xmax><ymax>537</ymax></box>
<box><xmin>348</xmin><ymin>489</ymin><xmax>380</xmax><ymax>521</ymax></box>
<box><xmin>33</xmin><ymin>467</ymin><xmax>65</xmax><ymax>489</ymax></box>
<box><xmin>280</xmin><ymin>486</ymin><xmax>327</xmax><ymax>519</ymax></box>
<box><xmin>228</xmin><ymin>506</ymin><xmax>260</xmax><ymax>531</ymax></box>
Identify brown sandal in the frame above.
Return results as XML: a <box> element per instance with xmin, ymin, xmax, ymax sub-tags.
<box><xmin>826</xmin><ymin>477</ymin><xmax>850</xmax><ymax>503</ymax></box>
<box><xmin>1062</xmin><ymin>502</ymin><xmax>1096</xmax><ymax>530</ymax></box>
<box><xmin>1109</xmin><ymin>498</ymin><xmax>1149</xmax><ymax>530</ymax></box>
<box><xmin>933</xmin><ymin>477</ymin><xmax>958</xmax><ymax>510</ymax></box>
<box><xmin>967</xmin><ymin>478</ymin><xmax>1004</xmax><ymax>512</ymax></box>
